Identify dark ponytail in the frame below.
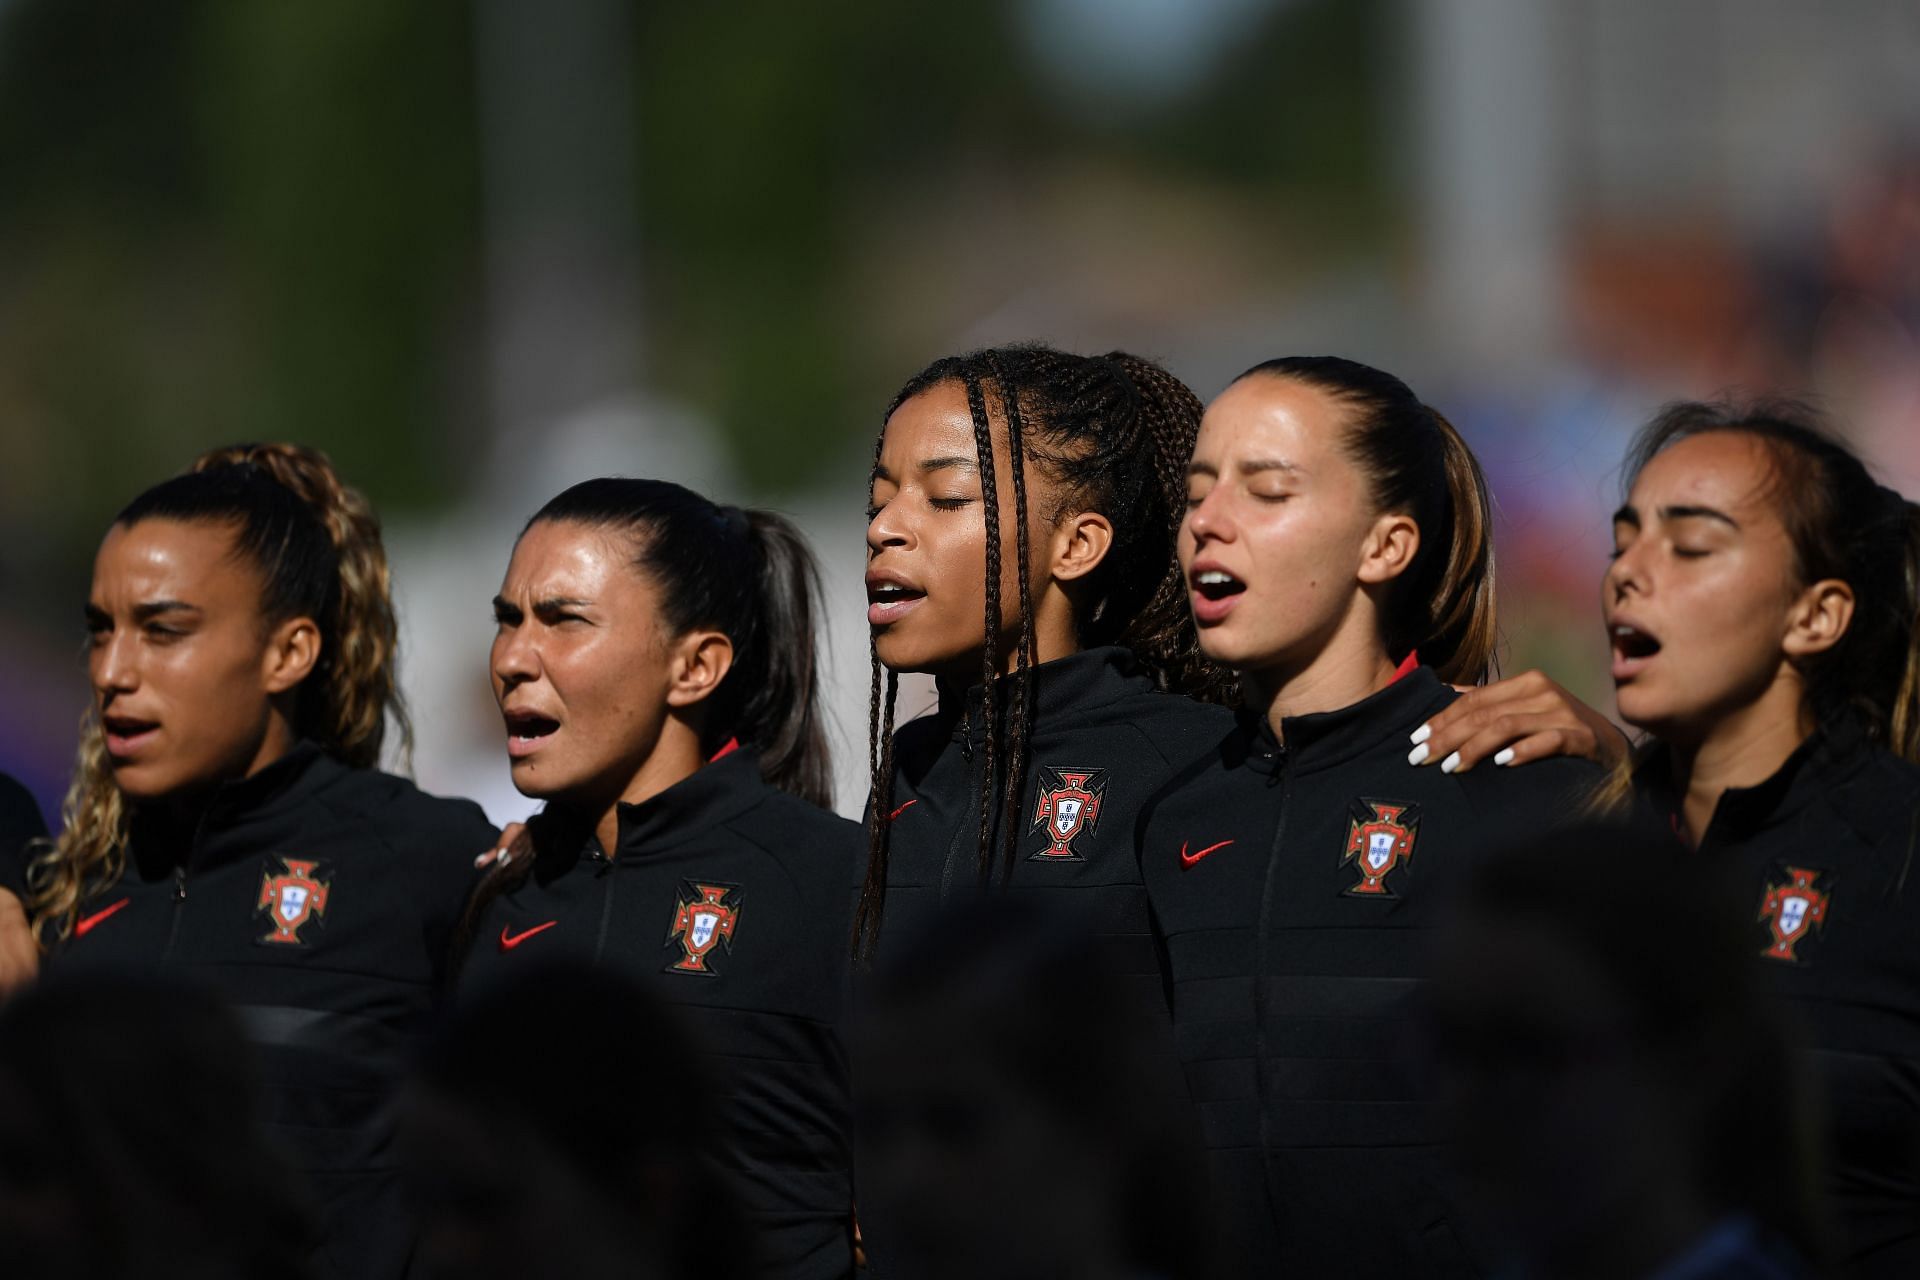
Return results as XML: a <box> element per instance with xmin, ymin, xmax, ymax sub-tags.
<box><xmin>522</xmin><ymin>478</ymin><xmax>833</xmax><ymax>806</ymax></box>
<box><xmin>1623</xmin><ymin>401</ymin><xmax>1920</xmax><ymax>762</ymax></box>
<box><xmin>1235</xmin><ymin>357</ymin><xmax>1498</xmax><ymax>685</ymax></box>
<box><xmin>854</xmin><ymin>344</ymin><xmax>1229</xmax><ymax>958</ymax></box>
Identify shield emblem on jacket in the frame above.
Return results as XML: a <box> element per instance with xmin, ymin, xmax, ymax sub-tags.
<box><xmin>1031</xmin><ymin>767</ymin><xmax>1109</xmax><ymax>861</ymax></box>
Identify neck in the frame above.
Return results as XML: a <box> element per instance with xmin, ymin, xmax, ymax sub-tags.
<box><xmin>931</xmin><ymin>631</ymin><xmax>1088</xmax><ymax>706</ymax></box>
<box><xmin>1246</xmin><ymin>637</ymin><xmax>1401</xmax><ymax>742</ymax></box>
<box><xmin>591</xmin><ymin>723</ymin><xmax>707</xmax><ymax>856</ymax></box>
<box><xmin>1663</xmin><ymin>678</ymin><xmax>1812</xmax><ymax>846</ymax></box>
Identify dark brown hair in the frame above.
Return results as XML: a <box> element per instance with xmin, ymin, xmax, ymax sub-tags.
<box><xmin>1625</xmin><ymin>400</ymin><xmax>1920</xmax><ymax>759</ymax></box>
<box><xmin>1236</xmin><ymin>356</ymin><xmax>1498</xmax><ymax>683</ymax></box>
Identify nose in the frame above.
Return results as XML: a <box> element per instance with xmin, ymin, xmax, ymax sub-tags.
<box><xmin>1603</xmin><ymin>540</ymin><xmax>1647</xmax><ymax>602</ymax></box>
<box><xmin>1184</xmin><ymin>488</ymin><xmax>1233</xmax><ymax>548</ymax></box>
<box><xmin>867</xmin><ymin>496</ymin><xmax>910</xmax><ymax>557</ymax></box>
<box><xmin>490</xmin><ymin>619</ymin><xmax>540</xmax><ymax>694</ymax></box>
<box><xmin>91</xmin><ymin>627</ymin><xmax>137</xmax><ymax>701</ymax></box>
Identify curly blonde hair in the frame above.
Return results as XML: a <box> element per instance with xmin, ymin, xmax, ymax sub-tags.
<box><xmin>26</xmin><ymin>443</ymin><xmax>410</xmax><ymax>944</ymax></box>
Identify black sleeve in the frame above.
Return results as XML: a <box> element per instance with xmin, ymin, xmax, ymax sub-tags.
<box><xmin>0</xmin><ymin>773</ymin><xmax>48</xmax><ymax>900</ymax></box>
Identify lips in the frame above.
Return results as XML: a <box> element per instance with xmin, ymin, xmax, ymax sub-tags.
<box><xmin>503</xmin><ymin>708</ymin><xmax>561</xmax><ymax>760</ymax></box>
<box><xmin>1188</xmin><ymin>561</ymin><xmax>1246</xmax><ymax>626</ymax></box>
<box><xmin>865</xmin><ymin>568</ymin><xmax>926</xmax><ymax>627</ymax></box>
<box><xmin>101</xmin><ymin>713</ymin><xmax>160</xmax><ymax>759</ymax></box>
<box><xmin>1608</xmin><ymin>617</ymin><xmax>1662</xmax><ymax>682</ymax></box>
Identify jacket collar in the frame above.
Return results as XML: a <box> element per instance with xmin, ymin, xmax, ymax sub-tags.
<box><xmin>948</xmin><ymin>646</ymin><xmax>1158</xmax><ymax>746</ymax></box>
<box><xmin>1632</xmin><ymin>713</ymin><xmax>1871</xmax><ymax>841</ymax></box>
<box><xmin>1233</xmin><ymin>665</ymin><xmax>1449</xmax><ymax>777</ymax></box>
<box><xmin>535</xmin><ymin>748</ymin><xmax>768</xmax><ymax>864</ymax></box>
<box><xmin>129</xmin><ymin>740</ymin><xmax>338</xmax><ymax>872</ymax></box>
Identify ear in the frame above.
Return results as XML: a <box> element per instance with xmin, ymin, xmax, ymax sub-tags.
<box><xmin>1049</xmin><ymin>511</ymin><xmax>1116</xmax><ymax>584</ymax></box>
<box><xmin>1356</xmin><ymin>512</ymin><xmax>1421</xmax><ymax>586</ymax></box>
<box><xmin>665</xmin><ymin>629</ymin><xmax>735</xmax><ymax>708</ymax></box>
<box><xmin>1782</xmin><ymin>578</ymin><xmax>1854</xmax><ymax>660</ymax></box>
<box><xmin>261</xmin><ymin>616</ymin><xmax>323</xmax><ymax>694</ymax></box>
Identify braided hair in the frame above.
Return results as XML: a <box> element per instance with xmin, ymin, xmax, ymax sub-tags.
<box><xmin>854</xmin><ymin>344</ymin><xmax>1228</xmax><ymax>957</ymax></box>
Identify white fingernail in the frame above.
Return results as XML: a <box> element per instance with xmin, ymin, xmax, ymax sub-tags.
<box><xmin>1407</xmin><ymin>743</ymin><xmax>1430</xmax><ymax>766</ymax></box>
<box><xmin>496</xmin><ymin>848</ymin><xmax>513</xmax><ymax>866</ymax></box>
<box><xmin>473</xmin><ymin>851</ymin><xmax>493</xmax><ymax>868</ymax></box>
<box><xmin>1410</xmin><ymin>723</ymin><xmax>1432</xmax><ymax>745</ymax></box>
<box><xmin>1440</xmin><ymin>751</ymin><xmax>1462</xmax><ymax>774</ymax></box>
<box><xmin>1493</xmin><ymin>747</ymin><xmax>1516</xmax><ymax>766</ymax></box>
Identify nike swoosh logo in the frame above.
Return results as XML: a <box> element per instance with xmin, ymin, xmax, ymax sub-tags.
<box><xmin>498</xmin><ymin>920</ymin><xmax>559</xmax><ymax>952</ymax></box>
<box><xmin>75</xmin><ymin>898</ymin><xmax>131</xmax><ymax>937</ymax></box>
<box><xmin>1180</xmin><ymin>839</ymin><xmax>1234</xmax><ymax>869</ymax></box>
<box><xmin>888</xmin><ymin>799</ymin><xmax>918</xmax><ymax>822</ymax></box>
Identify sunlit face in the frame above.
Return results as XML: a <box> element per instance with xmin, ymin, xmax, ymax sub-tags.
<box><xmin>490</xmin><ymin>521</ymin><xmax>677</xmax><ymax>808</ymax></box>
<box><xmin>864</xmin><ymin>381</ymin><xmax>1063</xmax><ymax>683</ymax></box>
<box><xmin>1180</xmin><ymin>375</ymin><xmax>1395</xmax><ymax>676</ymax></box>
<box><xmin>86</xmin><ymin>519</ymin><xmax>285</xmax><ymax>803</ymax></box>
<box><xmin>1603</xmin><ymin>433</ymin><xmax>1809</xmax><ymax>739</ymax></box>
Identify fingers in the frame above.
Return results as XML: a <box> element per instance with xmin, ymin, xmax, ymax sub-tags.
<box><xmin>474</xmin><ymin>821</ymin><xmax>533</xmax><ymax>869</ymax></box>
<box><xmin>1409</xmin><ymin>668</ymin><xmax>1618</xmax><ymax>773</ymax></box>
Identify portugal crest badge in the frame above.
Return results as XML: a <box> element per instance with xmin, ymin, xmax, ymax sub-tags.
<box><xmin>1342</xmin><ymin>798</ymin><xmax>1420</xmax><ymax>897</ymax></box>
<box><xmin>1757</xmin><ymin>865</ymin><xmax>1830</xmax><ymax>964</ymax></box>
<box><xmin>255</xmin><ymin>855</ymin><xmax>331</xmax><ymax>946</ymax></box>
<box><xmin>1030</xmin><ymin>766</ymin><xmax>1108</xmax><ymax>861</ymax></box>
<box><xmin>665</xmin><ymin>881</ymin><xmax>742</xmax><ymax>976</ymax></box>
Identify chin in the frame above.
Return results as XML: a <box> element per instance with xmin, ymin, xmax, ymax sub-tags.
<box><xmin>873</xmin><ymin>630</ymin><xmax>968</xmax><ymax>679</ymax></box>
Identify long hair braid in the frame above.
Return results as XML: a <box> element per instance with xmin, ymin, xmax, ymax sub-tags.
<box><xmin>987</xmin><ymin>349</ymin><xmax>1039</xmax><ymax>886</ymax></box>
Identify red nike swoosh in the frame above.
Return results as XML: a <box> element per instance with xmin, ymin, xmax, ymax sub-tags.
<box><xmin>888</xmin><ymin>799</ymin><xmax>918</xmax><ymax>822</ymax></box>
<box><xmin>498</xmin><ymin>920</ymin><xmax>559</xmax><ymax>952</ymax></box>
<box><xmin>1180</xmin><ymin>839</ymin><xmax>1234</xmax><ymax>869</ymax></box>
<box><xmin>74</xmin><ymin>898</ymin><xmax>131</xmax><ymax>937</ymax></box>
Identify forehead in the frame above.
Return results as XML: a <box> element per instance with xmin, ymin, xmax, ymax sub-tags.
<box><xmin>1628</xmin><ymin>431</ymin><xmax>1782</xmax><ymax>517</ymax></box>
<box><xmin>504</xmin><ymin>519</ymin><xmax>643</xmax><ymax>592</ymax></box>
<box><xmin>93</xmin><ymin>518</ymin><xmax>249</xmax><ymax>599</ymax></box>
<box><xmin>880</xmin><ymin>380</ymin><xmax>983</xmax><ymax>464</ymax></box>
<box><xmin>1197</xmin><ymin>375</ymin><xmax>1348</xmax><ymax>459</ymax></box>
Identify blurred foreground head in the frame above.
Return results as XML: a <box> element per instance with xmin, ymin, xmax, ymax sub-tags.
<box><xmin>855</xmin><ymin>899</ymin><xmax>1208</xmax><ymax>1280</ymax></box>
<box><xmin>0</xmin><ymin>975</ymin><xmax>312</xmax><ymax>1280</ymax></box>
<box><xmin>1428</xmin><ymin>824</ymin><xmax>1822</xmax><ymax>1278</ymax></box>
<box><xmin>402</xmin><ymin>964</ymin><xmax>751</xmax><ymax>1280</ymax></box>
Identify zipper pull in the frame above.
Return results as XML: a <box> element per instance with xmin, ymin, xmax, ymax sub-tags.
<box><xmin>172</xmin><ymin>866</ymin><xmax>187</xmax><ymax>902</ymax></box>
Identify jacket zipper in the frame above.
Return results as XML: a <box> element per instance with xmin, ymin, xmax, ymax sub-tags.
<box><xmin>1252</xmin><ymin>743</ymin><xmax>1291</xmax><ymax>1228</ymax></box>
<box><xmin>591</xmin><ymin>848</ymin><xmax>615</xmax><ymax>962</ymax></box>
<box><xmin>163</xmin><ymin>864</ymin><xmax>187</xmax><ymax>963</ymax></box>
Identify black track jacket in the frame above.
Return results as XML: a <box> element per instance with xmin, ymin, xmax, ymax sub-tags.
<box><xmin>1141</xmin><ymin>667</ymin><xmax>1601</xmax><ymax>1277</ymax></box>
<box><xmin>460</xmin><ymin>747</ymin><xmax>861</xmax><ymax>1280</ymax></box>
<box><xmin>44</xmin><ymin>741</ymin><xmax>497</xmax><ymax>1280</ymax></box>
<box><xmin>870</xmin><ymin>645</ymin><xmax>1233</xmax><ymax>980</ymax></box>
<box><xmin>1631</xmin><ymin>718</ymin><xmax>1920</xmax><ymax>1278</ymax></box>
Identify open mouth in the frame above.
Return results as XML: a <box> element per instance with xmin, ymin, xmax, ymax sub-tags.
<box><xmin>503</xmin><ymin>710</ymin><xmax>560</xmax><ymax>757</ymax></box>
<box><xmin>1610</xmin><ymin>623</ymin><xmax>1662</xmax><ymax>678</ymax></box>
<box><xmin>866</xmin><ymin>577</ymin><xmax>927</xmax><ymax>626</ymax></box>
<box><xmin>1189</xmin><ymin>566</ymin><xmax>1246</xmax><ymax>623</ymax></box>
<box><xmin>101</xmin><ymin>714</ymin><xmax>160</xmax><ymax>756</ymax></box>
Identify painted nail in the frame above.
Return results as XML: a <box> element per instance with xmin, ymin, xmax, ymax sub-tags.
<box><xmin>473</xmin><ymin>851</ymin><xmax>493</xmax><ymax>868</ymax></box>
<box><xmin>1407</xmin><ymin>743</ymin><xmax>1431</xmax><ymax>766</ymax></box>
<box><xmin>1493</xmin><ymin>747</ymin><xmax>1516</xmax><ymax>766</ymax></box>
<box><xmin>1409</xmin><ymin>723</ymin><xmax>1432</xmax><ymax>745</ymax></box>
<box><xmin>1440</xmin><ymin>751</ymin><xmax>1463</xmax><ymax>774</ymax></box>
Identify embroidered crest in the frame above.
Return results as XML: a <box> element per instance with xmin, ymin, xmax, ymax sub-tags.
<box><xmin>255</xmin><ymin>856</ymin><xmax>331</xmax><ymax>946</ymax></box>
<box><xmin>1342</xmin><ymin>798</ymin><xmax>1420</xmax><ymax>897</ymax></box>
<box><xmin>665</xmin><ymin>881</ymin><xmax>742</xmax><ymax>976</ymax></box>
<box><xmin>1030</xmin><ymin>767</ymin><xmax>1109</xmax><ymax>861</ymax></box>
<box><xmin>1757</xmin><ymin>865</ymin><xmax>1831</xmax><ymax>964</ymax></box>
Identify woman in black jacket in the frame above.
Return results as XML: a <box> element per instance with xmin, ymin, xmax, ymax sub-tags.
<box><xmin>1601</xmin><ymin>400</ymin><xmax>1920</xmax><ymax>1276</ymax></box>
<box><xmin>15</xmin><ymin>443</ymin><xmax>498</xmax><ymax>1279</ymax></box>
<box><xmin>1140</xmin><ymin>357</ymin><xmax>1602</xmax><ymax>1276</ymax></box>
<box><xmin>459</xmin><ymin>478</ymin><xmax>861</xmax><ymax>1280</ymax></box>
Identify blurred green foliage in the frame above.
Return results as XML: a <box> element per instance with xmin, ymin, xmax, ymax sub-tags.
<box><xmin>0</xmin><ymin>0</ymin><xmax>1389</xmax><ymax>556</ymax></box>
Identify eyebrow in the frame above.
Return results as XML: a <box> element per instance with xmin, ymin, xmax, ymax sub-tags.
<box><xmin>132</xmin><ymin>601</ymin><xmax>199</xmax><ymax>622</ymax></box>
<box><xmin>1187</xmin><ymin>458</ymin><xmax>1302</xmax><ymax>479</ymax></box>
<box><xmin>1611</xmin><ymin>503</ymin><xmax>1739</xmax><ymax>530</ymax></box>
